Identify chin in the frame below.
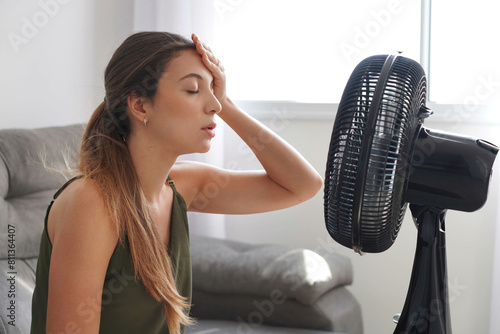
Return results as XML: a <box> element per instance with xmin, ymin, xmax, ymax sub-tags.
<box><xmin>200</xmin><ymin>146</ymin><xmax>211</xmax><ymax>153</ymax></box>
<box><xmin>196</xmin><ymin>142</ymin><xmax>212</xmax><ymax>154</ymax></box>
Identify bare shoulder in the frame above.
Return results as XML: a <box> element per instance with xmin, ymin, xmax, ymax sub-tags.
<box><xmin>170</xmin><ymin>160</ymin><xmax>202</xmax><ymax>185</ymax></box>
<box><xmin>170</xmin><ymin>160</ymin><xmax>238</xmax><ymax>212</ymax></box>
<box><xmin>169</xmin><ymin>161</ymin><xmax>210</xmax><ymax>206</ymax></box>
<box><xmin>48</xmin><ymin>176</ymin><xmax>117</xmax><ymax>249</ymax></box>
<box><xmin>169</xmin><ymin>161</ymin><xmax>232</xmax><ymax>205</ymax></box>
<box><xmin>171</xmin><ymin>160</ymin><xmax>210</xmax><ymax>171</ymax></box>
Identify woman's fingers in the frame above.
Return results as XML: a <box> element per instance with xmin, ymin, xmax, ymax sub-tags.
<box><xmin>191</xmin><ymin>33</ymin><xmax>227</xmax><ymax>101</ymax></box>
<box><xmin>202</xmin><ymin>53</ymin><xmax>225</xmax><ymax>73</ymax></box>
<box><xmin>192</xmin><ymin>34</ymin><xmax>221</xmax><ymax>68</ymax></box>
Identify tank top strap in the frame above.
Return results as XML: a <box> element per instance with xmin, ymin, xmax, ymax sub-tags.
<box><xmin>167</xmin><ymin>175</ymin><xmax>188</xmax><ymax>212</ymax></box>
<box><xmin>53</xmin><ymin>175</ymin><xmax>83</xmax><ymax>199</ymax></box>
<box><xmin>166</xmin><ymin>175</ymin><xmax>177</xmax><ymax>191</ymax></box>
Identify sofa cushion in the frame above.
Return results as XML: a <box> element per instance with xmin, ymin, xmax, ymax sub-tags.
<box><xmin>184</xmin><ymin>319</ymin><xmax>341</xmax><ymax>334</ymax></box>
<box><xmin>190</xmin><ymin>236</ymin><xmax>353</xmax><ymax>306</ymax></box>
<box><xmin>190</xmin><ymin>286</ymin><xmax>362</xmax><ymax>334</ymax></box>
<box><xmin>0</xmin><ymin>125</ymin><xmax>83</xmax><ymax>260</ymax></box>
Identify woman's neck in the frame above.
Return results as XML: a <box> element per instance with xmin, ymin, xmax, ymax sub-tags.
<box><xmin>126</xmin><ymin>130</ymin><xmax>178</xmax><ymax>204</ymax></box>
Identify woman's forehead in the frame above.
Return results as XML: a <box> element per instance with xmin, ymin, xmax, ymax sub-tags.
<box><xmin>163</xmin><ymin>49</ymin><xmax>213</xmax><ymax>83</ymax></box>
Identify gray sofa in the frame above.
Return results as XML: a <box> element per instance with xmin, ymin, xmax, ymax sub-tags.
<box><xmin>0</xmin><ymin>124</ymin><xmax>362</xmax><ymax>334</ymax></box>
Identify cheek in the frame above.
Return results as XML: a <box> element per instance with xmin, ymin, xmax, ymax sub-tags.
<box><xmin>159</xmin><ymin>114</ymin><xmax>197</xmax><ymax>141</ymax></box>
<box><xmin>153</xmin><ymin>95</ymin><xmax>202</xmax><ymax>132</ymax></box>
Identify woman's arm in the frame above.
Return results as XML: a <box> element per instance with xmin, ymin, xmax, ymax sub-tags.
<box><xmin>176</xmin><ymin>35</ymin><xmax>322</xmax><ymax>214</ymax></box>
<box><xmin>46</xmin><ymin>178</ymin><xmax>117</xmax><ymax>333</ymax></box>
<box><xmin>218</xmin><ymin>97</ymin><xmax>322</xmax><ymax>200</ymax></box>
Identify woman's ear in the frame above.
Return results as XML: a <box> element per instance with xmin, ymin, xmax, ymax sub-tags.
<box><xmin>127</xmin><ymin>94</ymin><xmax>149</xmax><ymax>125</ymax></box>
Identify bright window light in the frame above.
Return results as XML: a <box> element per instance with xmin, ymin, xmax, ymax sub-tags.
<box><xmin>430</xmin><ymin>1</ymin><xmax>500</xmax><ymax>105</ymax></box>
<box><xmin>214</xmin><ymin>0</ymin><xmax>421</xmax><ymax>103</ymax></box>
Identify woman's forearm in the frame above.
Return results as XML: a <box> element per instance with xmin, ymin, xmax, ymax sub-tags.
<box><xmin>219</xmin><ymin>98</ymin><xmax>323</xmax><ymax>200</ymax></box>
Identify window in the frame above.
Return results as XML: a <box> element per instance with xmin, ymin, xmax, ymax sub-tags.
<box><xmin>214</xmin><ymin>0</ymin><xmax>421</xmax><ymax>103</ymax></box>
<box><xmin>429</xmin><ymin>0</ymin><xmax>500</xmax><ymax>106</ymax></box>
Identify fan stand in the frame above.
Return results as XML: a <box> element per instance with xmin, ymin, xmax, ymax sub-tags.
<box><xmin>393</xmin><ymin>204</ymin><xmax>452</xmax><ymax>334</ymax></box>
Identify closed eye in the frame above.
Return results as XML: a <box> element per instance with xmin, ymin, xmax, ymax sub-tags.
<box><xmin>187</xmin><ymin>90</ymin><xmax>199</xmax><ymax>94</ymax></box>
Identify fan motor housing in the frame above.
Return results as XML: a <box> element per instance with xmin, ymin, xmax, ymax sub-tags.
<box><xmin>405</xmin><ymin>126</ymin><xmax>498</xmax><ymax>212</ymax></box>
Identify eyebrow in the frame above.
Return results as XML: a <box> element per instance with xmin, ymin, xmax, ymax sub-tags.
<box><xmin>178</xmin><ymin>73</ymin><xmax>204</xmax><ymax>82</ymax></box>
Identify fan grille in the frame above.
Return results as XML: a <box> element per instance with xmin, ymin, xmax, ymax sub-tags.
<box><xmin>324</xmin><ymin>54</ymin><xmax>426</xmax><ymax>253</ymax></box>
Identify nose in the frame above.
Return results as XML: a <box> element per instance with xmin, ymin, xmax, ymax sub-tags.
<box><xmin>206</xmin><ymin>91</ymin><xmax>222</xmax><ymax>114</ymax></box>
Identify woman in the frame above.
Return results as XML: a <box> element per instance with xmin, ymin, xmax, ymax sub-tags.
<box><xmin>30</xmin><ymin>31</ymin><xmax>323</xmax><ymax>334</ymax></box>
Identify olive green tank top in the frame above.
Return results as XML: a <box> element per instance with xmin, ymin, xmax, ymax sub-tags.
<box><xmin>30</xmin><ymin>176</ymin><xmax>192</xmax><ymax>334</ymax></box>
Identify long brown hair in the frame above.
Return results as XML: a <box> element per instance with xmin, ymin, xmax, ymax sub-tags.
<box><xmin>79</xmin><ymin>32</ymin><xmax>196</xmax><ymax>333</ymax></box>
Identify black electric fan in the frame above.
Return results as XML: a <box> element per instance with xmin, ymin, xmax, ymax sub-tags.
<box><xmin>324</xmin><ymin>53</ymin><xmax>498</xmax><ymax>333</ymax></box>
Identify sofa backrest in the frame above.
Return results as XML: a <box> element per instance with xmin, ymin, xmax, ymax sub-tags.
<box><xmin>0</xmin><ymin>124</ymin><xmax>84</xmax><ymax>333</ymax></box>
<box><xmin>0</xmin><ymin>124</ymin><xmax>84</xmax><ymax>260</ymax></box>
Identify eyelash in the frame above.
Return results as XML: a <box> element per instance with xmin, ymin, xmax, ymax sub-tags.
<box><xmin>187</xmin><ymin>90</ymin><xmax>199</xmax><ymax>94</ymax></box>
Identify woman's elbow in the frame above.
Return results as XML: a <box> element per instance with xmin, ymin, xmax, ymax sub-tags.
<box><xmin>297</xmin><ymin>172</ymin><xmax>323</xmax><ymax>202</ymax></box>
<box><xmin>310</xmin><ymin>172</ymin><xmax>324</xmax><ymax>197</ymax></box>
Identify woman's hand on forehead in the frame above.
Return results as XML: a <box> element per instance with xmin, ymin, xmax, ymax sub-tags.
<box><xmin>191</xmin><ymin>33</ymin><xmax>227</xmax><ymax>104</ymax></box>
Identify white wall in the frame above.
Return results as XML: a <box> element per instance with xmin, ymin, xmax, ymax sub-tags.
<box><xmin>0</xmin><ymin>0</ymin><xmax>134</xmax><ymax>130</ymax></box>
<box><xmin>223</xmin><ymin>112</ymin><xmax>500</xmax><ymax>334</ymax></box>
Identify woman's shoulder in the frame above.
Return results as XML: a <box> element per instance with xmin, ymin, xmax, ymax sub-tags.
<box><xmin>171</xmin><ymin>160</ymin><xmax>222</xmax><ymax>178</ymax></box>
<box><xmin>47</xmin><ymin>176</ymin><xmax>117</xmax><ymax>247</ymax></box>
<box><xmin>169</xmin><ymin>161</ymin><xmax>200</xmax><ymax>205</ymax></box>
<box><xmin>170</xmin><ymin>160</ymin><xmax>215</xmax><ymax>189</ymax></box>
<box><xmin>52</xmin><ymin>176</ymin><xmax>107</xmax><ymax>217</ymax></box>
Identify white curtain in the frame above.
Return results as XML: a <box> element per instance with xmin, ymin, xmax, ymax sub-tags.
<box><xmin>133</xmin><ymin>0</ymin><xmax>227</xmax><ymax>239</ymax></box>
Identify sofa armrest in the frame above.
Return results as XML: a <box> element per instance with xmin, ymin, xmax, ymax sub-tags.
<box><xmin>190</xmin><ymin>236</ymin><xmax>353</xmax><ymax>306</ymax></box>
